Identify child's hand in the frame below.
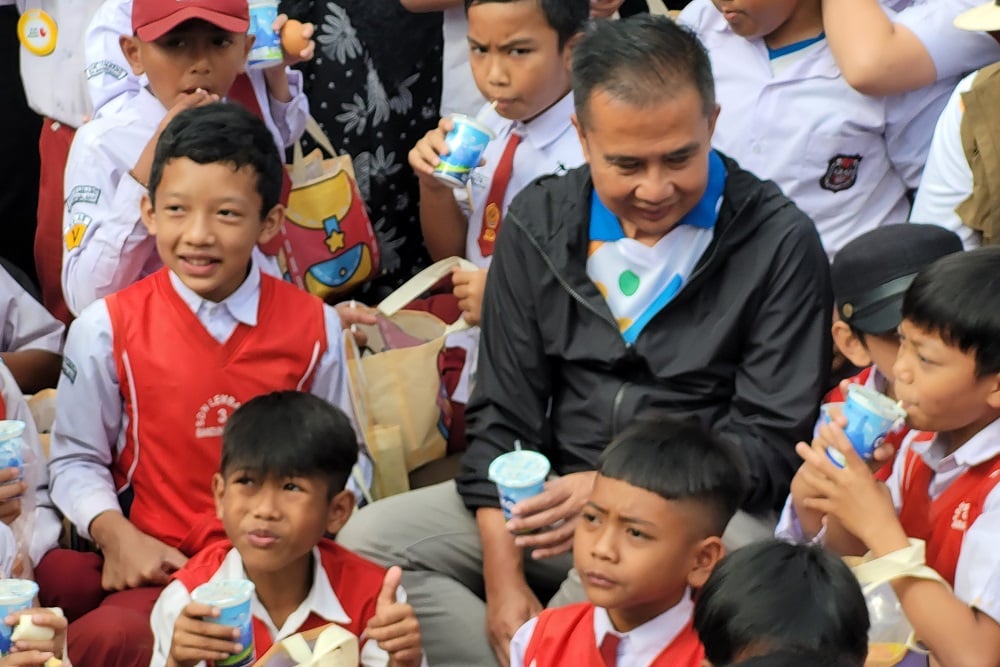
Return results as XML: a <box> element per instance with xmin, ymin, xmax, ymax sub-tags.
<box><xmin>409</xmin><ymin>118</ymin><xmax>455</xmax><ymax>191</ymax></box>
<box><xmin>7</xmin><ymin>608</ymin><xmax>66</xmax><ymax>661</ymax></box>
<box><xmin>90</xmin><ymin>512</ymin><xmax>188</xmax><ymax>590</ymax></box>
<box><xmin>273</xmin><ymin>14</ymin><xmax>315</xmax><ymax>66</ymax></box>
<box><xmin>788</xmin><ymin>452</ymin><xmax>827</xmax><ymax>539</ymax></box>
<box><xmin>452</xmin><ymin>267</ymin><xmax>488</xmax><ymax>326</ymax></box>
<box><xmin>167</xmin><ymin>602</ymin><xmax>243</xmax><ymax>667</ymax></box>
<box><xmin>366</xmin><ymin>566</ymin><xmax>423</xmax><ymax>667</ymax></box>
<box><xmin>0</xmin><ymin>467</ymin><xmax>25</xmax><ymax>525</ymax></box>
<box><xmin>334</xmin><ymin>300</ymin><xmax>378</xmax><ymax>348</ymax></box>
<box><xmin>794</xmin><ymin>424</ymin><xmax>907</xmax><ymax>553</ymax></box>
<box><xmin>0</xmin><ymin>651</ymin><xmax>56</xmax><ymax>666</ymax></box>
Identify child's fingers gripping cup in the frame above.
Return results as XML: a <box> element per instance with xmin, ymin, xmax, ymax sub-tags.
<box><xmin>0</xmin><ymin>579</ymin><xmax>38</xmax><ymax>655</ymax></box>
<box><xmin>191</xmin><ymin>580</ymin><xmax>256</xmax><ymax>667</ymax></box>
<box><xmin>488</xmin><ymin>448</ymin><xmax>550</xmax><ymax>534</ymax></box>
<box><xmin>432</xmin><ymin>114</ymin><xmax>495</xmax><ymax>188</ymax></box>
<box><xmin>825</xmin><ymin>385</ymin><xmax>906</xmax><ymax>467</ymax></box>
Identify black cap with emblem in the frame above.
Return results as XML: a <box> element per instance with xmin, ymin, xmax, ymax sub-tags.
<box><xmin>831</xmin><ymin>223</ymin><xmax>964</xmax><ymax>334</ymax></box>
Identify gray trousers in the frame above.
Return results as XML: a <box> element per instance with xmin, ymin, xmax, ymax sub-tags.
<box><xmin>337</xmin><ymin>481</ymin><xmax>776</xmax><ymax>666</ymax></box>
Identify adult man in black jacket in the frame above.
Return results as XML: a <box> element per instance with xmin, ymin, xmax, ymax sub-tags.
<box><xmin>339</xmin><ymin>16</ymin><xmax>832</xmax><ymax>667</ymax></box>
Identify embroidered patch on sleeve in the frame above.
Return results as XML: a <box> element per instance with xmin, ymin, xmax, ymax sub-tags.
<box><xmin>61</xmin><ymin>357</ymin><xmax>77</xmax><ymax>384</ymax></box>
<box><xmin>66</xmin><ymin>185</ymin><xmax>101</xmax><ymax>210</ymax></box>
<box><xmin>64</xmin><ymin>212</ymin><xmax>92</xmax><ymax>251</ymax></box>
<box><xmin>85</xmin><ymin>60</ymin><xmax>127</xmax><ymax>81</ymax></box>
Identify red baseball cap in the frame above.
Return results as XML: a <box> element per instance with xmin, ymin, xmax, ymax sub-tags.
<box><xmin>132</xmin><ymin>0</ymin><xmax>250</xmax><ymax>41</ymax></box>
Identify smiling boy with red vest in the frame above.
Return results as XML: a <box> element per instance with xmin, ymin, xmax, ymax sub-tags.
<box><xmin>509</xmin><ymin>418</ymin><xmax>748</xmax><ymax>667</ymax></box>
<box><xmin>39</xmin><ymin>104</ymin><xmax>365</xmax><ymax>667</ymax></box>
<box><xmin>788</xmin><ymin>248</ymin><xmax>1000</xmax><ymax>666</ymax></box>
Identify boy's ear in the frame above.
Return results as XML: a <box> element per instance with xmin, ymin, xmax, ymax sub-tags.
<box><xmin>832</xmin><ymin>319</ymin><xmax>873</xmax><ymax>369</ymax></box>
<box><xmin>257</xmin><ymin>204</ymin><xmax>285</xmax><ymax>245</ymax></box>
<box><xmin>687</xmin><ymin>536</ymin><xmax>724</xmax><ymax>590</ymax></box>
<box><xmin>241</xmin><ymin>33</ymin><xmax>255</xmax><ymax>71</ymax></box>
<box><xmin>120</xmin><ymin>35</ymin><xmax>144</xmax><ymax>76</ymax></box>
<box><xmin>212</xmin><ymin>473</ymin><xmax>226</xmax><ymax>520</ymax></box>
<box><xmin>140</xmin><ymin>192</ymin><xmax>157</xmax><ymax>237</ymax></box>
<box><xmin>325</xmin><ymin>488</ymin><xmax>356</xmax><ymax>535</ymax></box>
<box><xmin>984</xmin><ymin>370</ymin><xmax>1000</xmax><ymax>410</ymax></box>
<box><xmin>561</xmin><ymin>32</ymin><xmax>583</xmax><ymax>70</ymax></box>
<box><xmin>571</xmin><ymin>114</ymin><xmax>590</xmax><ymax>164</ymax></box>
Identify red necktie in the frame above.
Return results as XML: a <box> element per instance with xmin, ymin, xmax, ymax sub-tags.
<box><xmin>478</xmin><ymin>131</ymin><xmax>522</xmax><ymax>257</ymax></box>
<box><xmin>599</xmin><ymin>633</ymin><xmax>620</xmax><ymax>667</ymax></box>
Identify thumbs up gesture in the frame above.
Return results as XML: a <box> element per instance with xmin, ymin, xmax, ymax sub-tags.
<box><xmin>365</xmin><ymin>566</ymin><xmax>423</xmax><ymax>667</ymax></box>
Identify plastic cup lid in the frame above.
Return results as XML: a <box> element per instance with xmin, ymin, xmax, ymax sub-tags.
<box><xmin>448</xmin><ymin>114</ymin><xmax>496</xmax><ymax>140</ymax></box>
<box><xmin>488</xmin><ymin>450</ymin><xmax>550</xmax><ymax>487</ymax></box>
<box><xmin>0</xmin><ymin>579</ymin><xmax>38</xmax><ymax>604</ymax></box>
<box><xmin>192</xmin><ymin>579</ymin><xmax>255</xmax><ymax>607</ymax></box>
<box><xmin>0</xmin><ymin>421</ymin><xmax>26</xmax><ymax>440</ymax></box>
<box><xmin>847</xmin><ymin>385</ymin><xmax>906</xmax><ymax>421</ymax></box>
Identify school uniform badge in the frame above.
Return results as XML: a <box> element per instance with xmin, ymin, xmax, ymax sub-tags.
<box><xmin>819</xmin><ymin>154</ymin><xmax>862</xmax><ymax>192</ymax></box>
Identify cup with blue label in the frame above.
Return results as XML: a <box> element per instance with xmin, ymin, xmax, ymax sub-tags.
<box><xmin>0</xmin><ymin>421</ymin><xmax>26</xmax><ymax>499</ymax></box>
<box><xmin>432</xmin><ymin>114</ymin><xmax>495</xmax><ymax>188</ymax></box>
<box><xmin>247</xmin><ymin>0</ymin><xmax>283</xmax><ymax>70</ymax></box>
<box><xmin>0</xmin><ymin>579</ymin><xmax>37</xmax><ymax>655</ymax></box>
<box><xmin>825</xmin><ymin>385</ymin><xmax>906</xmax><ymax>467</ymax></box>
<box><xmin>192</xmin><ymin>579</ymin><xmax>256</xmax><ymax>667</ymax></box>
<box><xmin>489</xmin><ymin>448</ymin><xmax>550</xmax><ymax>533</ymax></box>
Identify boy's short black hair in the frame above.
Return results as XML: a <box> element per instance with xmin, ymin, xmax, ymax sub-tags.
<box><xmin>598</xmin><ymin>417</ymin><xmax>748</xmax><ymax>535</ymax></box>
<box><xmin>221</xmin><ymin>391</ymin><xmax>359</xmax><ymax>498</ymax></box>
<box><xmin>902</xmin><ymin>246</ymin><xmax>1000</xmax><ymax>376</ymax></box>
<box><xmin>694</xmin><ymin>540</ymin><xmax>870</xmax><ymax>666</ymax></box>
<box><xmin>464</xmin><ymin>0</ymin><xmax>589</xmax><ymax>49</ymax></box>
<box><xmin>573</xmin><ymin>15</ymin><xmax>716</xmax><ymax>127</ymax></box>
<box><xmin>733</xmin><ymin>649</ymin><xmax>860</xmax><ymax>667</ymax></box>
<box><xmin>148</xmin><ymin>103</ymin><xmax>283</xmax><ymax>217</ymax></box>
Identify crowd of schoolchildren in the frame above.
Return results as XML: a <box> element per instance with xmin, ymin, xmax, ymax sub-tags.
<box><xmin>0</xmin><ymin>0</ymin><xmax>997</xmax><ymax>665</ymax></box>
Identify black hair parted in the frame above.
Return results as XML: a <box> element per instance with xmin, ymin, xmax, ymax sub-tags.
<box><xmin>148</xmin><ymin>103</ymin><xmax>283</xmax><ymax>218</ymax></box>
<box><xmin>221</xmin><ymin>391</ymin><xmax>359</xmax><ymax>498</ymax></box>
<box><xmin>732</xmin><ymin>648</ymin><xmax>861</xmax><ymax>667</ymax></box>
<box><xmin>694</xmin><ymin>540</ymin><xmax>870</xmax><ymax>666</ymax></box>
<box><xmin>902</xmin><ymin>246</ymin><xmax>1000</xmax><ymax>376</ymax></box>
<box><xmin>598</xmin><ymin>417</ymin><xmax>748</xmax><ymax>535</ymax></box>
<box><xmin>572</xmin><ymin>14</ymin><xmax>716</xmax><ymax>127</ymax></box>
<box><xmin>464</xmin><ymin>0</ymin><xmax>589</xmax><ymax>49</ymax></box>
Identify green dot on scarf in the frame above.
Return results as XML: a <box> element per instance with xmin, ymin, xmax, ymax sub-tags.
<box><xmin>619</xmin><ymin>270</ymin><xmax>640</xmax><ymax>297</ymax></box>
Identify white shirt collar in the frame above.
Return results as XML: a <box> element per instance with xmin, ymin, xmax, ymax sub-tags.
<box><xmin>913</xmin><ymin>418</ymin><xmax>1000</xmax><ymax>470</ymax></box>
<box><xmin>486</xmin><ymin>92</ymin><xmax>575</xmax><ymax>152</ymax></box>
<box><xmin>168</xmin><ymin>257</ymin><xmax>261</xmax><ymax>328</ymax></box>
<box><xmin>215</xmin><ymin>546</ymin><xmax>352</xmax><ymax>641</ymax></box>
<box><xmin>592</xmin><ymin>589</ymin><xmax>694</xmax><ymax>658</ymax></box>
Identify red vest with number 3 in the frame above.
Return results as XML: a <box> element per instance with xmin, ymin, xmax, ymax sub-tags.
<box><xmin>897</xmin><ymin>439</ymin><xmax>1000</xmax><ymax>586</ymax></box>
<box><xmin>105</xmin><ymin>269</ymin><xmax>327</xmax><ymax>555</ymax></box>
<box><xmin>523</xmin><ymin>603</ymin><xmax>704</xmax><ymax>667</ymax></box>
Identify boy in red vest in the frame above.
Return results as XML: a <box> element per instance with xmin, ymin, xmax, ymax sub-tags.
<box><xmin>694</xmin><ymin>540</ymin><xmax>869</xmax><ymax>666</ymax></box>
<box><xmin>40</xmin><ymin>104</ymin><xmax>366</xmax><ymax>667</ymax></box>
<box><xmin>151</xmin><ymin>391</ymin><xmax>423</xmax><ymax>667</ymax></box>
<box><xmin>509</xmin><ymin>417</ymin><xmax>748</xmax><ymax>667</ymax></box>
<box><xmin>789</xmin><ymin>247</ymin><xmax>1000</xmax><ymax>666</ymax></box>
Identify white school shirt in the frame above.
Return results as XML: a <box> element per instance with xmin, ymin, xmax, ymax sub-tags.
<box><xmin>59</xmin><ymin>86</ymin><xmax>287</xmax><ymax>317</ymax></box>
<box><xmin>776</xmin><ymin>419</ymin><xmax>1000</xmax><ymax>623</ymax></box>
<box><xmin>509</xmin><ymin>592</ymin><xmax>695</xmax><ymax>667</ymax></box>
<box><xmin>458</xmin><ymin>92</ymin><xmax>583</xmax><ymax>268</ymax></box>
<box><xmin>47</xmin><ymin>261</ymin><xmax>369</xmax><ymax>541</ymax></box>
<box><xmin>910</xmin><ymin>72</ymin><xmax>982</xmax><ymax>249</ymax></box>
<box><xmin>150</xmin><ymin>546</ymin><xmax>424</xmax><ymax>667</ymax></box>
<box><xmin>84</xmin><ymin>0</ymin><xmax>309</xmax><ymax>150</ymax></box>
<box><xmin>891</xmin><ymin>0</ymin><xmax>1000</xmax><ymax>83</ymax></box>
<box><xmin>0</xmin><ymin>362</ymin><xmax>61</xmax><ymax>567</ymax></box>
<box><xmin>0</xmin><ymin>266</ymin><xmax>64</xmax><ymax>356</ymax></box>
<box><xmin>440</xmin><ymin>6</ymin><xmax>485</xmax><ymax>118</ymax></box>
<box><xmin>680</xmin><ymin>0</ymin><xmax>951</xmax><ymax>258</ymax></box>
<box><xmin>14</xmin><ymin>0</ymin><xmax>105</xmax><ymax>128</ymax></box>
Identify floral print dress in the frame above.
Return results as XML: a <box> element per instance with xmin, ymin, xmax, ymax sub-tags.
<box><xmin>282</xmin><ymin>0</ymin><xmax>443</xmax><ymax>301</ymax></box>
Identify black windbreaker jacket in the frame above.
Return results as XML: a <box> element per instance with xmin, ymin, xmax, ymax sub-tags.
<box><xmin>458</xmin><ymin>154</ymin><xmax>832</xmax><ymax>516</ymax></box>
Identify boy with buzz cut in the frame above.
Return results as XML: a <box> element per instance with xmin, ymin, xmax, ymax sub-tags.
<box><xmin>678</xmin><ymin>0</ymin><xmax>954</xmax><ymax>257</ymax></box>
<box><xmin>61</xmin><ymin>0</ymin><xmax>312</xmax><ymax>317</ymax></box>
<box><xmin>787</xmin><ymin>247</ymin><xmax>1000</xmax><ymax>666</ymax></box>
<box><xmin>410</xmin><ymin>0</ymin><xmax>588</xmax><ymax>327</ymax></box>
<box><xmin>40</xmin><ymin>104</ymin><xmax>364</xmax><ymax>667</ymax></box>
<box><xmin>509</xmin><ymin>417</ymin><xmax>748</xmax><ymax>667</ymax></box>
<box><xmin>694</xmin><ymin>540</ymin><xmax>869</xmax><ymax>666</ymax></box>
<box><xmin>151</xmin><ymin>391</ymin><xmax>424</xmax><ymax>667</ymax></box>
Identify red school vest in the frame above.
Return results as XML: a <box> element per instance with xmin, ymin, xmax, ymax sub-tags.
<box><xmin>897</xmin><ymin>443</ymin><xmax>1000</xmax><ymax>586</ymax></box>
<box><xmin>104</xmin><ymin>269</ymin><xmax>327</xmax><ymax>555</ymax></box>
<box><xmin>174</xmin><ymin>539</ymin><xmax>384</xmax><ymax>657</ymax></box>
<box><xmin>523</xmin><ymin>603</ymin><xmax>704</xmax><ymax>667</ymax></box>
<box><xmin>822</xmin><ymin>367</ymin><xmax>905</xmax><ymax>482</ymax></box>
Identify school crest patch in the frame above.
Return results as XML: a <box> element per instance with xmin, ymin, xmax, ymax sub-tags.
<box><xmin>819</xmin><ymin>154</ymin><xmax>862</xmax><ymax>193</ymax></box>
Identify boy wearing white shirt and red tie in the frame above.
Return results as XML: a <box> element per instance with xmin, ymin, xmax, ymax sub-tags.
<box><xmin>40</xmin><ymin>104</ymin><xmax>367</xmax><ymax>667</ymax></box>
<box><xmin>509</xmin><ymin>418</ymin><xmax>748</xmax><ymax>667</ymax></box>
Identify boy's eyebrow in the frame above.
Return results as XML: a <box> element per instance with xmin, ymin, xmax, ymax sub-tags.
<box><xmin>585</xmin><ymin>501</ymin><xmax>656</xmax><ymax>526</ymax></box>
<box><xmin>467</xmin><ymin>36</ymin><xmax>537</xmax><ymax>49</ymax></box>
